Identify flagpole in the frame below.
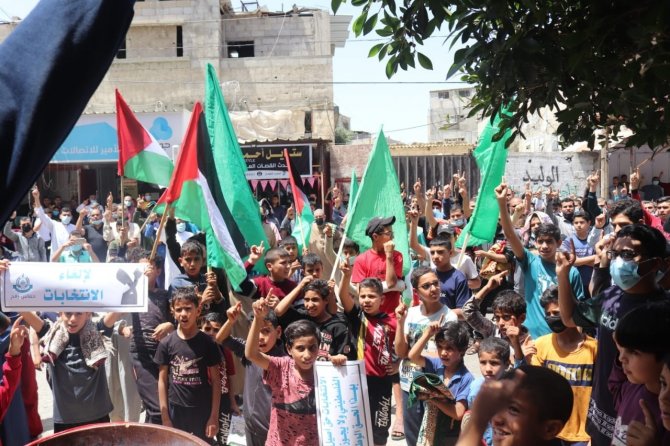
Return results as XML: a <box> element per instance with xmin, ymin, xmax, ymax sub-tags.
<box><xmin>120</xmin><ymin>175</ymin><xmax>125</xmax><ymax>226</ymax></box>
<box><xmin>320</xmin><ymin>171</ymin><xmax>325</xmax><ymax>209</ymax></box>
<box><xmin>329</xmin><ymin>233</ymin><xmax>347</xmax><ymax>281</ymax></box>
<box><xmin>456</xmin><ymin>231</ymin><xmax>470</xmax><ymax>268</ymax></box>
<box><xmin>150</xmin><ymin>204</ymin><xmax>170</xmax><ymax>261</ymax></box>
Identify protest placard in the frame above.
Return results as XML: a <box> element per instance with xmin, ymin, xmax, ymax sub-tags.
<box><xmin>1</xmin><ymin>262</ymin><xmax>148</xmax><ymax>312</ymax></box>
<box><xmin>314</xmin><ymin>360</ymin><xmax>374</xmax><ymax>446</ymax></box>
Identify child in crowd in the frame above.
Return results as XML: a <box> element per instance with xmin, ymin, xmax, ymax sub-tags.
<box><xmin>0</xmin><ymin>316</ymin><xmax>28</xmax><ymax>423</ymax></box>
<box><xmin>408</xmin><ymin>321</ymin><xmax>474</xmax><ymax>445</ymax></box>
<box><xmin>155</xmin><ymin>288</ymin><xmax>220</xmax><ymax>441</ymax></box>
<box><xmin>168</xmin><ymin>240</ymin><xmax>223</xmax><ymax>313</ymax></box>
<box><xmin>464</xmin><ymin>337</ymin><xmax>511</xmax><ymax>446</ymax></box>
<box><xmin>531</xmin><ymin>286</ymin><xmax>596</xmax><ymax>446</ymax></box>
<box><xmin>130</xmin><ymin>253</ymin><xmax>173</xmax><ymax>424</ymax></box>
<box><xmin>19</xmin><ymin>310</ymin><xmax>122</xmax><ymax>432</ymax></box>
<box><xmin>610</xmin><ymin>302</ymin><xmax>670</xmax><ymax>445</ymax></box>
<box><xmin>457</xmin><ymin>365</ymin><xmax>574</xmax><ymax>446</ymax></box>
<box><xmin>659</xmin><ymin>355</ymin><xmax>670</xmax><ymax>432</ymax></box>
<box><xmin>428</xmin><ymin>238</ymin><xmax>471</xmax><ymax>318</ymax></box>
<box><xmin>245</xmin><ymin>297</ymin><xmax>319</xmax><ymax>446</ymax></box>
<box><xmin>216</xmin><ymin>302</ymin><xmax>285</xmax><ymax>446</ymax></box>
<box><xmin>496</xmin><ymin>182</ymin><xmax>585</xmax><ymax>339</ymax></box>
<box><xmin>201</xmin><ymin>312</ymin><xmax>238</xmax><ymax>446</ymax></box>
<box><xmin>278</xmin><ymin>236</ymin><xmax>302</xmax><ymax>282</ymax></box>
<box><xmin>340</xmin><ymin>263</ymin><xmax>398</xmax><ymax>446</ymax></box>
<box><xmin>274</xmin><ymin>278</ymin><xmax>352</xmax><ymax>362</ymax></box>
<box><xmin>249</xmin><ymin>247</ymin><xmax>298</xmax><ymax>302</ymax></box>
<box><xmin>557</xmin><ymin>224</ymin><xmax>668</xmax><ymax>446</ymax></box>
<box><xmin>395</xmin><ymin>266</ymin><xmax>458</xmax><ymax>446</ymax></box>
<box><xmin>462</xmin><ymin>282</ymin><xmax>533</xmax><ymax>364</ymax></box>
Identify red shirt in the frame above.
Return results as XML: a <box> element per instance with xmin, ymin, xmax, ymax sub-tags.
<box><xmin>351</xmin><ymin>248</ymin><xmax>403</xmax><ymax>317</ymax></box>
<box><xmin>345</xmin><ymin>307</ymin><xmax>397</xmax><ymax>377</ymax></box>
<box><xmin>252</xmin><ymin>275</ymin><xmax>298</xmax><ymax>300</ymax></box>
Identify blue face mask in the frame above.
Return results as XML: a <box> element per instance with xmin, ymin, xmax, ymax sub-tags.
<box><xmin>609</xmin><ymin>257</ymin><xmax>642</xmax><ymax>290</ymax></box>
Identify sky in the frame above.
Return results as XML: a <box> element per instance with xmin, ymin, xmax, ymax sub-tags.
<box><xmin>0</xmin><ymin>0</ymin><xmax>464</xmax><ymax>143</ymax></box>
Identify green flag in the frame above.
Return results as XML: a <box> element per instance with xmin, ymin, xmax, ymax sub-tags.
<box><xmin>349</xmin><ymin>169</ymin><xmax>359</xmax><ymax>206</ymax></box>
<box><xmin>204</xmin><ymin>64</ymin><xmax>270</xmax><ymax>261</ymax></box>
<box><xmin>344</xmin><ymin>129</ymin><xmax>410</xmax><ymax>274</ymax></box>
<box><xmin>456</xmin><ymin>110</ymin><xmax>511</xmax><ymax>248</ymax></box>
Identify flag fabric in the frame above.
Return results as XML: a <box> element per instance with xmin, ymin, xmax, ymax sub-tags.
<box><xmin>455</xmin><ymin>110</ymin><xmax>511</xmax><ymax>248</ymax></box>
<box><xmin>283</xmin><ymin>148</ymin><xmax>314</xmax><ymax>251</ymax></box>
<box><xmin>160</xmin><ymin>102</ymin><xmax>247</xmax><ymax>287</ymax></box>
<box><xmin>344</xmin><ymin>129</ymin><xmax>411</xmax><ymax>274</ymax></box>
<box><xmin>116</xmin><ymin>90</ymin><xmax>173</xmax><ymax>187</ymax></box>
<box><xmin>204</xmin><ymin>64</ymin><xmax>269</xmax><ymax>257</ymax></box>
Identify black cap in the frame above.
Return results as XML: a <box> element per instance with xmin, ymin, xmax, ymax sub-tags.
<box><xmin>365</xmin><ymin>216</ymin><xmax>396</xmax><ymax>237</ymax></box>
<box><xmin>436</xmin><ymin>223</ymin><xmax>456</xmax><ymax>236</ymax></box>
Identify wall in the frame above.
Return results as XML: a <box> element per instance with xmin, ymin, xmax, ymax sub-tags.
<box><xmin>607</xmin><ymin>145</ymin><xmax>670</xmax><ymax>186</ymax></box>
<box><xmin>503</xmin><ymin>151</ymin><xmax>599</xmax><ymax>197</ymax></box>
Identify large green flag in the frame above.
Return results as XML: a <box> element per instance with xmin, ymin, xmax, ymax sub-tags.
<box><xmin>344</xmin><ymin>129</ymin><xmax>410</xmax><ymax>274</ymax></box>
<box><xmin>456</xmin><ymin>111</ymin><xmax>511</xmax><ymax>248</ymax></box>
<box><xmin>204</xmin><ymin>64</ymin><xmax>269</xmax><ymax>260</ymax></box>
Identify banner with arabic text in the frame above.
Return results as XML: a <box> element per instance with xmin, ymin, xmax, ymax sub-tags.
<box><xmin>314</xmin><ymin>360</ymin><xmax>374</xmax><ymax>446</ymax></box>
<box><xmin>1</xmin><ymin>262</ymin><xmax>148</xmax><ymax>312</ymax></box>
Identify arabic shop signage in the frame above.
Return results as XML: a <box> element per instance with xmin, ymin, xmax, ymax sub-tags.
<box><xmin>241</xmin><ymin>144</ymin><xmax>312</xmax><ymax>179</ymax></box>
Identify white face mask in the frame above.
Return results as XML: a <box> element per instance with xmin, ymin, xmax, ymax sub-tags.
<box><xmin>124</xmin><ymin>200</ymin><xmax>132</xmax><ymax>207</ymax></box>
<box><xmin>60</xmin><ymin>215</ymin><xmax>72</xmax><ymax>225</ymax></box>
<box><xmin>176</xmin><ymin>222</ymin><xmax>186</xmax><ymax>233</ymax></box>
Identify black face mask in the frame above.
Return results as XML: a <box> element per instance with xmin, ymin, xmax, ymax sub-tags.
<box><xmin>545</xmin><ymin>315</ymin><xmax>567</xmax><ymax>333</ymax></box>
<box><xmin>563</xmin><ymin>212</ymin><xmax>574</xmax><ymax>222</ymax></box>
<box><xmin>21</xmin><ymin>224</ymin><xmax>32</xmax><ymax>233</ymax></box>
<box><xmin>315</xmin><ymin>218</ymin><xmax>325</xmax><ymax>226</ymax></box>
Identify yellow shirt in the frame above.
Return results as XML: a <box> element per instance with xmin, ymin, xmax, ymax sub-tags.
<box><xmin>531</xmin><ymin>333</ymin><xmax>597</xmax><ymax>442</ymax></box>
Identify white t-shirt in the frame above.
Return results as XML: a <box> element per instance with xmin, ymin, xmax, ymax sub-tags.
<box><xmin>399</xmin><ymin>304</ymin><xmax>458</xmax><ymax>392</ymax></box>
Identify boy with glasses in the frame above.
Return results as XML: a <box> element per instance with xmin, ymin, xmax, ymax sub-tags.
<box><xmin>556</xmin><ymin>224</ymin><xmax>669</xmax><ymax>446</ymax></box>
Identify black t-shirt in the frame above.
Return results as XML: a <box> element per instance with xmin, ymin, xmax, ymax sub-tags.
<box><xmin>84</xmin><ymin>223</ymin><xmax>107</xmax><ymax>261</ymax></box>
<box><xmin>130</xmin><ymin>288</ymin><xmax>172</xmax><ymax>358</ymax></box>
<box><xmin>154</xmin><ymin>330</ymin><xmax>221</xmax><ymax>408</ymax></box>
<box><xmin>281</xmin><ymin>309</ymin><xmax>354</xmax><ymax>360</ymax></box>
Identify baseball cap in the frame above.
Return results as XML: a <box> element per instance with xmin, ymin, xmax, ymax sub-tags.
<box><xmin>365</xmin><ymin>216</ymin><xmax>396</xmax><ymax>237</ymax></box>
<box><xmin>436</xmin><ymin>223</ymin><xmax>456</xmax><ymax>236</ymax></box>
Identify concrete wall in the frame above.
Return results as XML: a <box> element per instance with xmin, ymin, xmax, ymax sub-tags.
<box><xmin>503</xmin><ymin>151</ymin><xmax>599</xmax><ymax>197</ymax></box>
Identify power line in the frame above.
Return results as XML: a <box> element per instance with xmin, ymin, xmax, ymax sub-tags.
<box><xmin>106</xmin><ymin>79</ymin><xmax>467</xmax><ymax>85</ymax></box>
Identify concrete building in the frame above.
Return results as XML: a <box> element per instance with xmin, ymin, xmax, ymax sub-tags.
<box><xmin>0</xmin><ymin>0</ymin><xmax>351</xmax><ymax>203</ymax></box>
<box><xmin>428</xmin><ymin>87</ymin><xmax>479</xmax><ymax>144</ymax></box>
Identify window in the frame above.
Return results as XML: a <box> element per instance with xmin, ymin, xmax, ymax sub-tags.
<box><xmin>117</xmin><ymin>38</ymin><xmax>126</xmax><ymax>59</ymax></box>
<box><xmin>438</xmin><ymin>91</ymin><xmax>450</xmax><ymax>99</ymax></box>
<box><xmin>227</xmin><ymin>41</ymin><xmax>254</xmax><ymax>58</ymax></box>
<box><xmin>176</xmin><ymin>26</ymin><xmax>183</xmax><ymax>57</ymax></box>
<box><xmin>459</xmin><ymin>90</ymin><xmax>471</xmax><ymax>98</ymax></box>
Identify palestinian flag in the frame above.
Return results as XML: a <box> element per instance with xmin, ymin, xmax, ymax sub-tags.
<box><xmin>283</xmin><ymin>148</ymin><xmax>314</xmax><ymax>251</ymax></box>
<box><xmin>116</xmin><ymin>90</ymin><xmax>173</xmax><ymax>187</ymax></box>
<box><xmin>160</xmin><ymin>102</ymin><xmax>247</xmax><ymax>287</ymax></box>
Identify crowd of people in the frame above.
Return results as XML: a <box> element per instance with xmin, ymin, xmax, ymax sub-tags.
<box><xmin>1</xmin><ymin>168</ymin><xmax>670</xmax><ymax>446</ymax></box>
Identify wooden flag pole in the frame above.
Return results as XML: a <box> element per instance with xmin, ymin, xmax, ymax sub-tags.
<box><xmin>120</xmin><ymin>175</ymin><xmax>125</xmax><ymax>226</ymax></box>
<box><xmin>149</xmin><ymin>204</ymin><xmax>171</xmax><ymax>261</ymax></box>
<box><xmin>329</xmin><ymin>232</ymin><xmax>347</xmax><ymax>281</ymax></box>
<box><xmin>456</xmin><ymin>231</ymin><xmax>470</xmax><ymax>269</ymax></box>
<box><xmin>320</xmin><ymin>171</ymin><xmax>326</xmax><ymax>209</ymax></box>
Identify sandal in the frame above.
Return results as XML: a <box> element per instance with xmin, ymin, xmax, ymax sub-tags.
<box><xmin>391</xmin><ymin>419</ymin><xmax>405</xmax><ymax>441</ymax></box>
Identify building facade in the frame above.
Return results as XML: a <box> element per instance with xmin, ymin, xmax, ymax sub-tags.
<box><xmin>0</xmin><ymin>0</ymin><xmax>350</xmax><ymax>203</ymax></box>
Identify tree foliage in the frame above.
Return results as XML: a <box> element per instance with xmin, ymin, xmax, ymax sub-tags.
<box><xmin>333</xmin><ymin>0</ymin><xmax>670</xmax><ymax>149</ymax></box>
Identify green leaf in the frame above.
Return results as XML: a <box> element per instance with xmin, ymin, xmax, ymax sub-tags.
<box><xmin>331</xmin><ymin>0</ymin><xmax>343</xmax><ymax>15</ymax></box>
<box><xmin>385</xmin><ymin>58</ymin><xmax>396</xmax><ymax>78</ymax></box>
<box><xmin>352</xmin><ymin>12</ymin><xmax>367</xmax><ymax>36</ymax></box>
<box><xmin>376</xmin><ymin>27</ymin><xmax>394</xmax><ymax>37</ymax></box>
<box><xmin>363</xmin><ymin>13</ymin><xmax>378</xmax><ymax>35</ymax></box>
<box><xmin>417</xmin><ymin>52</ymin><xmax>433</xmax><ymax>70</ymax></box>
<box><xmin>378</xmin><ymin>44</ymin><xmax>388</xmax><ymax>60</ymax></box>
<box><xmin>368</xmin><ymin>43</ymin><xmax>384</xmax><ymax>58</ymax></box>
<box><xmin>351</xmin><ymin>0</ymin><xmax>368</xmax><ymax>6</ymax></box>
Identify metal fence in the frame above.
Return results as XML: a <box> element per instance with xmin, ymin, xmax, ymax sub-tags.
<box><xmin>392</xmin><ymin>154</ymin><xmax>480</xmax><ymax>197</ymax></box>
